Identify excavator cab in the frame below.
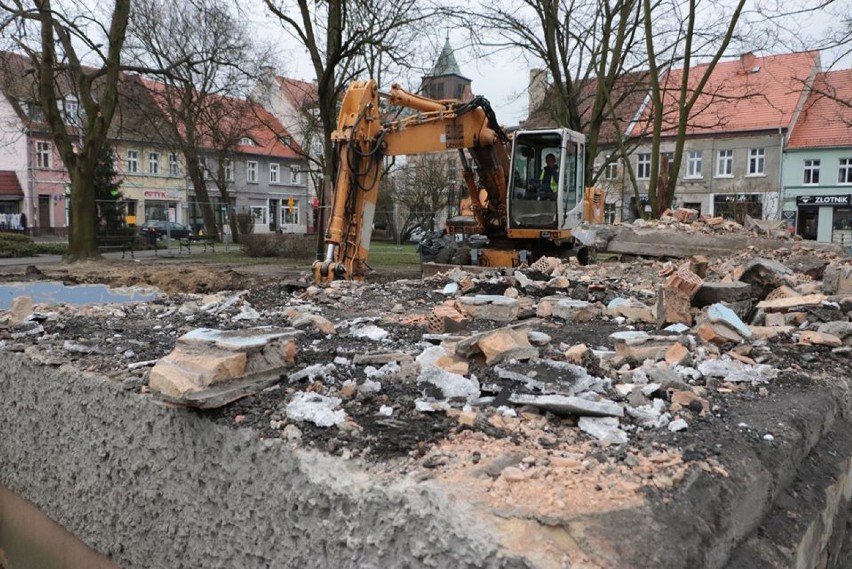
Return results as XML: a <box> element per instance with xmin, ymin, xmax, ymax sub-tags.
<box><xmin>507</xmin><ymin>129</ymin><xmax>585</xmax><ymax>232</ymax></box>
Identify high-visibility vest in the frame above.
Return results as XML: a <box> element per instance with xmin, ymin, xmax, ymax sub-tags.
<box><xmin>540</xmin><ymin>167</ymin><xmax>558</xmax><ymax>192</ymax></box>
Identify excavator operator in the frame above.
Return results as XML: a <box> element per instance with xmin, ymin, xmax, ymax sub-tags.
<box><xmin>526</xmin><ymin>153</ymin><xmax>558</xmax><ymax>200</ymax></box>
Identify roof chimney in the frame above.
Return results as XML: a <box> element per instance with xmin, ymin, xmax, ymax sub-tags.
<box><xmin>254</xmin><ymin>65</ymin><xmax>278</xmax><ymax>107</ymax></box>
<box><xmin>528</xmin><ymin>68</ymin><xmax>547</xmax><ymax>116</ymax></box>
<box><xmin>740</xmin><ymin>52</ymin><xmax>756</xmax><ymax>71</ymax></box>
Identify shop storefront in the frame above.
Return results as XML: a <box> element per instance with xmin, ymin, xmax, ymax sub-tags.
<box><xmin>795</xmin><ymin>194</ymin><xmax>851</xmax><ymax>245</ymax></box>
<box><xmin>143</xmin><ymin>190</ymin><xmax>184</xmax><ymax>224</ymax></box>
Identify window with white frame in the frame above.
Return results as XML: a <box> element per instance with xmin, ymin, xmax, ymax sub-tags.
<box><xmin>250</xmin><ymin>205</ymin><xmax>268</xmax><ymax>224</ymax></box>
<box><xmin>637</xmin><ymin>153</ymin><xmax>651</xmax><ymax>179</ymax></box>
<box><xmin>148</xmin><ymin>152</ymin><xmax>160</xmax><ymax>175</ymax></box>
<box><xmin>290</xmin><ymin>167</ymin><xmax>301</xmax><ymax>185</ymax></box>
<box><xmin>246</xmin><ymin>161</ymin><xmax>258</xmax><ymax>183</ymax></box>
<box><xmin>168</xmin><ymin>153</ymin><xmax>179</xmax><ymax>176</ymax></box>
<box><xmin>603</xmin><ymin>161</ymin><xmax>619</xmax><ymax>180</ymax></box>
<box><xmin>126</xmin><ymin>150</ymin><xmax>139</xmax><ymax>174</ymax></box>
<box><xmin>240</xmin><ymin>137</ymin><xmax>254</xmax><ymax>146</ymax></box>
<box><xmin>36</xmin><ymin>141</ymin><xmax>50</xmax><ymax>168</ymax></box>
<box><xmin>282</xmin><ymin>201</ymin><xmax>300</xmax><ymax>224</ymax></box>
<box><xmin>839</xmin><ymin>158</ymin><xmax>852</xmax><ymax>184</ymax></box>
<box><xmin>63</xmin><ymin>97</ymin><xmax>79</xmax><ymax>125</ymax></box>
<box><xmin>716</xmin><ymin>149</ymin><xmax>733</xmax><ymax>177</ymax></box>
<box><xmin>269</xmin><ymin>163</ymin><xmax>280</xmax><ymax>184</ymax></box>
<box><xmin>803</xmin><ymin>159</ymin><xmax>820</xmax><ymax>185</ymax></box>
<box><xmin>686</xmin><ymin>150</ymin><xmax>703</xmax><ymax>178</ymax></box>
<box><xmin>748</xmin><ymin>148</ymin><xmax>765</xmax><ymax>176</ymax></box>
<box><xmin>224</xmin><ymin>160</ymin><xmax>233</xmax><ymax>182</ymax></box>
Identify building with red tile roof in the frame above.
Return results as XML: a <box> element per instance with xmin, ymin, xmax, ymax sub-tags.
<box><xmin>781</xmin><ymin>69</ymin><xmax>852</xmax><ymax>244</ymax></box>
<box><xmin>623</xmin><ymin>51</ymin><xmax>820</xmax><ymax>221</ymax></box>
<box><xmin>0</xmin><ymin>49</ymin><xmax>310</xmax><ymax>236</ymax></box>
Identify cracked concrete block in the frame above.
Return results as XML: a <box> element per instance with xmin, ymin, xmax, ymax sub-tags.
<box><xmin>823</xmin><ymin>264</ymin><xmax>852</xmax><ymax>296</ymax></box>
<box><xmin>693</xmin><ymin>281</ymin><xmax>752</xmax><ymax>307</ymax></box>
<box><xmin>509</xmin><ymin>393</ymin><xmax>623</xmax><ymax>417</ymax></box>
<box><xmin>542</xmin><ymin>297</ymin><xmax>599</xmax><ymax>322</ymax></box>
<box><xmin>456</xmin><ymin>295</ymin><xmax>519</xmax><ymax>322</ymax></box>
<box><xmin>605</xmin><ymin>298</ymin><xmax>654</xmax><ymax>323</ymax></box>
<box><xmin>757</xmin><ymin>294</ymin><xmax>827</xmax><ymax>312</ymax></box>
<box><xmin>476</xmin><ymin>328</ymin><xmax>538</xmax><ymax>365</ymax></box>
<box><xmin>799</xmin><ymin>331</ymin><xmax>843</xmax><ymax>347</ymax></box>
<box><xmin>611</xmin><ymin>331</ymin><xmax>679</xmax><ymax>361</ymax></box>
<box><xmin>697</xmin><ymin>322</ymin><xmax>743</xmax><ymax>345</ymax></box>
<box><xmin>578</xmin><ymin>416</ymin><xmax>628</xmax><ymax>444</ymax></box>
<box><xmin>150</xmin><ymin>327</ymin><xmax>300</xmax><ymax>408</ymax></box>
<box><xmin>291</xmin><ymin>313</ymin><xmax>336</xmax><ymax>335</ymax></box>
<box><xmin>8</xmin><ymin>296</ymin><xmax>33</xmax><ymax>326</ymax></box>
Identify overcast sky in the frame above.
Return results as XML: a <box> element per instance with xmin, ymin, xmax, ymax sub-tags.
<box><xmin>249</xmin><ymin>2</ymin><xmax>850</xmax><ymax>129</ymax></box>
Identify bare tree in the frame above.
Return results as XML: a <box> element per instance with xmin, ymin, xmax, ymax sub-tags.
<box><xmin>261</xmin><ymin>0</ymin><xmax>437</xmax><ymax>255</ymax></box>
<box><xmin>0</xmin><ymin>0</ymin><xmax>130</xmax><ymax>260</ymax></box>
<box><xmin>639</xmin><ymin>0</ymin><xmax>748</xmax><ymax>216</ymax></box>
<box><xmin>125</xmin><ymin>0</ymin><xmax>267</xmax><ymax>236</ymax></box>
<box><xmin>466</xmin><ymin>0</ymin><xmax>648</xmax><ymax>187</ymax></box>
<box><xmin>392</xmin><ymin>154</ymin><xmax>454</xmax><ymax>238</ymax></box>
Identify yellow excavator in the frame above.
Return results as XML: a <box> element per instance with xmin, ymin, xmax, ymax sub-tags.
<box><xmin>313</xmin><ymin>80</ymin><xmax>604</xmax><ymax>283</ymax></box>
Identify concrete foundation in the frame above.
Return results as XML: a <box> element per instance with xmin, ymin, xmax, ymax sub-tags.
<box><xmin>4</xmin><ymin>352</ymin><xmax>852</xmax><ymax>568</ymax></box>
<box><xmin>0</xmin><ymin>354</ymin><xmax>524</xmax><ymax>569</ymax></box>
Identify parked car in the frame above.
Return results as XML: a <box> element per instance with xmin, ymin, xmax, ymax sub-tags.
<box><xmin>138</xmin><ymin>220</ymin><xmax>192</xmax><ymax>240</ymax></box>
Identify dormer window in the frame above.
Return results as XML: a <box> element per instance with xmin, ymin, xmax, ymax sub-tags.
<box><xmin>63</xmin><ymin>97</ymin><xmax>80</xmax><ymax>125</ymax></box>
<box><xmin>240</xmin><ymin>137</ymin><xmax>254</xmax><ymax>146</ymax></box>
<box><xmin>28</xmin><ymin>103</ymin><xmax>44</xmax><ymax>122</ymax></box>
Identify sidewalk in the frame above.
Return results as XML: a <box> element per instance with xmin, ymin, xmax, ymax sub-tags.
<box><xmin>0</xmin><ymin>243</ymin><xmax>231</xmax><ymax>268</ymax></box>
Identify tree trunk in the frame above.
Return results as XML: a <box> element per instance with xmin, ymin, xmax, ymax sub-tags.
<box><xmin>185</xmin><ymin>153</ymin><xmax>217</xmax><ymax>235</ymax></box>
<box><xmin>66</xmin><ymin>161</ymin><xmax>100</xmax><ymax>261</ymax></box>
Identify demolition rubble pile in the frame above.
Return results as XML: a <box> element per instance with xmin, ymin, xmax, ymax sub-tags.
<box><xmin>634</xmin><ymin>208</ymin><xmax>792</xmax><ymax>239</ymax></box>
<box><xmin>585</xmin><ymin>208</ymin><xmax>840</xmax><ymax>259</ymax></box>
<box><xmin>1</xmin><ymin>241</ymin><xmax>850</xmax><ymax>478</ymax></box>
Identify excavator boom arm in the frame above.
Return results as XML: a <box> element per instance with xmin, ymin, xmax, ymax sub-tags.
<box><xmin>313</xmin><ymin>80</ymin><xmax>510</xmax><ymax>282</ymax></box>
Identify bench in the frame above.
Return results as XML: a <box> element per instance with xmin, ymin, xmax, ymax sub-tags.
<box><xmin>96</xmin><ymin>235</ymin><xmax>136</xmax><ymax>259</ymax></box>
<box><xmin>179</xmin><ymin>235</ymin><xmax>217</xmax><ymax>254</ymax></box>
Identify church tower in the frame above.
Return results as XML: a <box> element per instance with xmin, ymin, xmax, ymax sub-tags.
<box><xmin>420</xmin><ymin>36</ymin><xmax>472</xmax><ymax>102</ymax></box>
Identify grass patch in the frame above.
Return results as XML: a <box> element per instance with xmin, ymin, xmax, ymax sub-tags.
<box><xmin>367</xmin><ymin>241</ymin><xmax>420</xmax><ymax>268</ymax></box>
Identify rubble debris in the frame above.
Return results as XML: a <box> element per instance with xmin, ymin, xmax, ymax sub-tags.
<box><xmin>705</xmin><ymin>303</ymin><xmax>753</xmax><ymax>339</ymax></box>
<box><xmin>509</xmin><ymin>394</ymin><xmax>623</xmax><ymax>417</ymax></box>
<box><xmin>285</xmin><ymin>392</ymin><xmax>345</xmax><ymax>427</ymax></box>
<box><xmin>578</xmin><ymin>417</ymin><xmax>628</xmax><ymax>444</ymax></box>
<box><xmin>738</xmin><ymin>258</ymin><xmax>794</xmax><ymax>300</ymax></box>
<box><xmin>350</xmin><ymin>324</ymin><xmax>390</xmax><ymax>341</ymax></box>
<box><xmin>5</xmin><ymin>233</ymin><xmax>850</xmax><ymax>526</ymax></box>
